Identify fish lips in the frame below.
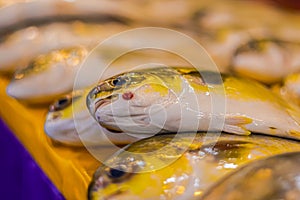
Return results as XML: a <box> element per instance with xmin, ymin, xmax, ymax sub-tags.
<box><xmin>91</xmin><ymin>96</ymin><xmax>126</xmax><ymax>133</ymax></box>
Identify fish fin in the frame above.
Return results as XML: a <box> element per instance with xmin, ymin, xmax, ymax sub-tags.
<box><xmin>225</xmin><ymin>116</ymin><xmax>253</xmax><ymax>125</ymax></box>
<box><xmin>223</xmin><ymin>124</ymin><xmax>251</xmax><ymax>136</ymax></box>
<box><xmin>223</xmin><ymin>116</ymin><xmax>253</xmax><ymax>135</ymax></box>
<box><xmin>286</xmin><ymin>105</ymin><xmax>300</xmax><ymax>126</ymax></box>
<box><xmin>289</xmin><ymin>130</ymin><xmax>300</xmax><ymax>137</ymax></box>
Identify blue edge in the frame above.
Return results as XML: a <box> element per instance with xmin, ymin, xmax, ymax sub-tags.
<box><xmin>0</xmin><ymin>118</ymin><xmax>65</xmax><ymax>200</ymax></box>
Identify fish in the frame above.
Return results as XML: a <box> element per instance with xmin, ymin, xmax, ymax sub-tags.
<box><xmin>0</xmin><ymin>21</ymin><xmax>130</xmax><ymax>73</ymax></box>
<box><xmin>230</xmin><ymin>39</ymin><xmax>300</xmax><ymax>84</ymax></box>
<box><xmin>44</xmin><ymin>89</ymin><xmax>138</xmax><ymax>146</ymax></box>
<box><xmin>200</xmin><ymin>151</ymin><xmax>300</xmax><ymax>200</ymax></box>
<box><xmin>87</xmin><ymin>67</ymin><xmax>300</xmax><ymax>141</ymax></box>
<box><xmin>272</xmin><ymin>72</ymin><xmax>300</xmax><ymax>107</ymax></box>
<box><xmin>88</xmin><ymin>133</ymin><xmax>300</xmax><ymax>199</ymax></box>
<box><xmin>6</xmin><ymin>46</ymin><xmax>89</xmax><ymax>104</ymax></box>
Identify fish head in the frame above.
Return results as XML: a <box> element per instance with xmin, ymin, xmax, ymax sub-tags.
<box><xmin>88</xmin><ymin>155</ymin><xmax>150</xmax><ymax>200</ymax></box>
<box><xmin>87</xmin><ymin>67</ymin><xmax>183</xmax><ymax>137</ymax></box>
<box><xmin>45</xmin><ymin>89</ymin><xmax>139</xmax><ymax>146</ymax></box>
<box><xmin>88</xmin><ymin>134</ymin><xmax>194</xmax><ymax>200</ymax></box>
<box><xmin>44</xmin><ymin>90</ymin><xmax>85</xmax><ymax>145</ymax></box>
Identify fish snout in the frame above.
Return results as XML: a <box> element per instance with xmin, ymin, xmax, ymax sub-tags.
<box><xmin>87</xmin><ymin>86</ymin><xmax>119</xmax><ymax>116</ymax></box>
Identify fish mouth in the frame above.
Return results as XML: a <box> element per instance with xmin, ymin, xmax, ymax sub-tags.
<box><xmin>94</xmin><ymin>99</ymin><xmax>124</xmax><ymax>133</ymax></box>
<box><xmin>94</xmin><ymin>94</ymin><xmax>119</xmax><ymax>112</ymax></box>
<box><xmin>100</xmin><ymin>122</ymin><xmax>124</xmax><ymax>134</ymax></box>
<box><xmin>95</xmin><ymin>99</ymin><xmax>112</xmax><ymax>112</ymax></box>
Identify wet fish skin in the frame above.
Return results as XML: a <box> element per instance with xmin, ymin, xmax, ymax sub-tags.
<box><xmin>88</xmin><ymin>133</ymin><xmax>300</xmax><ymax>200</ymax></box>
<box><xmin>87</xmin><ymin>67</ymin><xmax>300</xmax><ymax>141</ymax></box>
<box><xmin>200</xmin><ymin>151</ymin><xmax>300</xmax><ymax>200</ymax></box>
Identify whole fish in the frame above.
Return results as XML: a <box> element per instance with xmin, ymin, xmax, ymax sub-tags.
<box><xmin>88</xmin><ymin>133</ymin><xmax>300</xmax><ymax>200</ymax></box>
<box><xmin>200</xmin><ymin>151</ymin><xmax>300</xmax><ymax>200</ymax></box>
<box><xmin>0</xmin><ymin>21</ymin><xmax>129</xmax><ymax>73</ymax></box>
<box><xmin>231</xmin><ymin>39</ymin><xmax>300</xmax><ymax>84</ymax></box>
<box><xmin>87</xmin><ymin>67</ymin><xmax>300</xmax><ymax>140</ymax></box>
<box><xmin>45</xmin><ymin>89</ymin><xmax>137</xmax><ymax>146</ymax></box>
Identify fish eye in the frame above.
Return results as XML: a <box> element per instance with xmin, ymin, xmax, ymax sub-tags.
<box><xmin>108</xmin><ymin>168</ymin><xmax>125</xmax><ymax>179</ymax></box>
<box><xmin>110</xmin><ymin>77</ymin><xmax>128</xmax><ymax>87</ymax></box>
<box><xmin>105</xmin><ymin>167</ymin><xmax>130</xmax><ymax>183</ymax></box>
<box><xmin>248</xmin><ymin>41</ymin><xmax>258</xmax><ymax>50</ymax></box>
<box><xmin>50</xmin><ymin>96</ymin><xmax>72</xmax><ymax>111</ymax></box>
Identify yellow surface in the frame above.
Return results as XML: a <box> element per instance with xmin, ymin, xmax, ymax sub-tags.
<box><xmin>0</xmin><ymin>76</ymin><xmax>101</xmax><ymax>199</ymax></box>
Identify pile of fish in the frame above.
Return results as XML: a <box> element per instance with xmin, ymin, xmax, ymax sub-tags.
<box><xmin>2</xmin><ymin>0</ymin><xmax>300</xmax><ymax>199</ymax></box>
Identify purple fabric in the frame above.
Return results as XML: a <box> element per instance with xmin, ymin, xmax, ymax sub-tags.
<box><xmin>0</xmin><ymin>118</ymin><xmax>65</xmax><ymax>200</ymax></box>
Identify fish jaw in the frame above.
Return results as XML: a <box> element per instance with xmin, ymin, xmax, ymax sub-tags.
<box><xmin>44</xmin><ymin>111</ymin><xmax>82</xmax><ymax>145</ymax></box>
<box><xmin>45</xmin><ymin>108</ymin><xmax>138</xmax><ymax>146</ymax></box>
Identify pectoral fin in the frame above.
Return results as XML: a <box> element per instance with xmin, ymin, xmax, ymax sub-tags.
<box><xmin>223</xmin><ymin>124</ymin><xmax>251</xmax><ymax>135</ymax></box>
<box><xmin>223</xmin><ymin>116</ymin><xmax>253</xmax><ymax>136</ymax></box>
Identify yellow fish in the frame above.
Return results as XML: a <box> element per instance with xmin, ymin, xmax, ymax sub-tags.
<box><xmin>87</xmin><ymin>67</ymin><xmax>300</xmax><ymax>140</ymax></box>
<box><xmin>89</xmin><ymin>133</ymin><xmax>300</xmax><ymax>199</ymax></box>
